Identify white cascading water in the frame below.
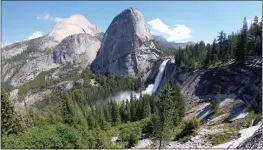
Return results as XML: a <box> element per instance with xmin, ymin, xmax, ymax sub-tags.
<box><xmin>140</xmin><ymin>59</ymin><xmax>169</xmax><ymax>97</ymax></box>
<box><xmin>105</xmin><ymin>59</ymin><xmax>169</xmax><ymax>103</ymax></box>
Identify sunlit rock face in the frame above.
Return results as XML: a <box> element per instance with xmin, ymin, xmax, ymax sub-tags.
<box><xmin>91</xmin><ymin>7</ymin><xmax>160</xmax><ymax>82</ymax></box>
<box><xmin>47</xmin><ymin>14</ymin><xmax>100</xmax><ymax>42</ymax></box>
<box><xmin>2</xmin><ymin>15</ymin><xmax>101</xmax><ymax>87</ymax></box>
<box><xmin>50</xmin><ymin>33</ymin><xmax>101</xmax><ymax>68</ymax></box>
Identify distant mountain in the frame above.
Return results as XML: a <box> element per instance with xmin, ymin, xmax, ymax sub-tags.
<box><xmin>152</xmin><ymin>35</ymin><xmax>194</xmax><ymax>49</ymax></box>
<box><xmin>2</xmin><ymin>15</ymin><xmax>101</xmax><ymax>87</ymax></box>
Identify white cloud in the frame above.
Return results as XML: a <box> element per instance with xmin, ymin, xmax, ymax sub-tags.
<box><xmin>37</xmin><ymin>14</ymin><xmax>54</xmax><ymax>21</ymax></box>
<box><xmin>166</xmin><ymin>25</ymin><xmax>192</xmax><ymax>42</ymax></box>
<box><xmin>246</xmin><ymin>15</ymin><xmax>262</xmax><ymax>27</ymax></box>
<box><xmin>2</xmin><ymin>42</ymin><xmax>13</xmax><ymax>47</ymax></box>
<box><xmin>54</xmin><ymin>17</ymin><xmax>66</xmax><ymax>22</ymax></box>
<box><xmin>148</xmin><ymin>18</ymin><xmax>172</xmax><ymax>35</ymax></box>
<box><xmin>28</xmin><ymin>31</ymin><xmax>43</xmax><ymax>40</ymax></box>
<box><xmin>246</xmin><ymin>19</ymin><xmax>253</xmax><ymax>27</ymax></box>
<box><xmin>37</xmin><ymin>14</ymin><xmax>66</xmax><ymax>23</ymax></box>
<box><xmin>2</xmin><ymin>31</ymin><xmax>43</xmax><ymax>48</ymax></box>
<box><xmin>147</xmin><ymin>18</ymin><xmax>192</xmax><ymax>42</ymax></box>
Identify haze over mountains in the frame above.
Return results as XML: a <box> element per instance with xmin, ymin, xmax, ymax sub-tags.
<box><xmin>152</xmin><ymin>35</ymin><xmax>194</xmax><ymax>48</ymax></box>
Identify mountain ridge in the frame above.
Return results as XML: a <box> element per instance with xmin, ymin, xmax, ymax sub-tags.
<box><xmin>152</xmin><ymin>34</ymin><xmax>195</xmax><ymax>48</ymax></box>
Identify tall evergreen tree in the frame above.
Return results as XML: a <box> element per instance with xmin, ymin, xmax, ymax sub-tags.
<box><xmin>235</xmin><ymin>18</ymin><xmax>248</xmax><ymax>60</ymax></box>
<box><xmin>211</xmin><ymin>39</ymin><xmax>219</xmax><ymax>62</ymax></box>
<box><xmin>152</xmin><ymin>84</ymin><xmax>175</xmax><ymax>149</ymax></box>
<box><xmin>142</xmin><ymin>96</ymin><xmax>151</xmax><ymax>119</ymax></box>
<box><xmin>130</xmin><ymin>93</ymin><xmax>136</xmax><ymax>121</ymax></box>
<box><xmin>119</xmin><ymin>101</ymin><xmax>126</xmax><ymax>122</ymax></box>
<box><xmin>170</xmin><ymin>85</ymin><xmax>185</xmax><ymax>123</ymax></box>
<box><xmin>1</xmin><ymin>89</ymin><xmax>22</xmax><ymax>136</ymax></box>
<box><xmin>87</xmin><ymin>110</ymin><xmax>97</xmax><ymax>130</ymax></box>
<box><xmin>103</xmin><ymin>104</ymin><xmax>112</xmax><ymax>123</ymax></box>
<box><xmin>136</xmin><ymin>97</ymin><xmax>143</xmax><ymax>120</ymax></box>
<box><xmin>96</xmin><ymin>107</ymin><xmax>110</xmax><ymax>130</ymax></box>
<box><xmin>124</xmin><ymin>100</ymin><xmax>131</xmax><ymax>122</ymax></box>
<box><xmin>61</xmin><ymin>93</ymin><xmax>75</xmax><ymax>125</ymax></box>
<box><xmin>111</xmin><ymin>102</ymin><xmax>121</xmax><ymax>125</ymax></box>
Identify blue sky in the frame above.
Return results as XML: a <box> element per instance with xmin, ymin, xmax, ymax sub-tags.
<box><xmin>2</xmin><ymin>1</ymin><xmax>262</xmax><ymax>46</ymax></box>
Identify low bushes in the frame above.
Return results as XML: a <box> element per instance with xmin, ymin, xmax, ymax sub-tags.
<box><xmin>175</xmin><ymin>118</ymin><xmax>200</xmax><ymax>143</ymax></box>
<box><xmin>208</xmin><ymin>128</ymin><xmax>237</xmax><ymax>146</ymax></box>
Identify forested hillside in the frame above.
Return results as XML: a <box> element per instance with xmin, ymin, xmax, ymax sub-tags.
<box><xmin>2</xmin><ymin>81</ymin><xmax>186</xmax><ymax>148</ymax></box>
<box><xmin>154</xmin><ymin>17</ymin><xmax>262</xmax><ymax>69</ymax></box>
<box><xmin>174</xmin><ymin>17</ymin><xmax>262</xmax><ymax>69</ymax></box>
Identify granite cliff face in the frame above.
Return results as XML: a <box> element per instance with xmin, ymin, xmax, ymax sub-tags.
<box><xmin>91</xmin><ymin>7</ymin><xmax>160</xmax><ymax>82</ymax></box>
<box><xmin>157</xmin><ymin>57</ymin><xmax>262</xmax><ymax>112</ymax></box>
<box><xmin>50</xmin><ymin>33</ymin><xmax>101</xmax><ymax>68</ymax></box>
<box><xmin>2</xmin><ymin>15</ymin><xmax>101</xmax><ymax>87</ymax></box>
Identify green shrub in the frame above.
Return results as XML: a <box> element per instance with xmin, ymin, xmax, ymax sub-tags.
<box><xmin>127</xmin><ymin>132</ymin><xmax>139</xmax><ymax>148</ymax></box>
<box><xmin>119</xmin><ymin>126</ymin><xmax>140</xmax><ymax>148</ymax></box>
<box><xmin>246</xmin><ymin>110</ymin><xmax>258</xmax><ymax>126</ymax></box>
<box><xmin>119</xmin><ymin>127</ymin><xmax>141</xmax><ymax>141</ymax></box>
<box><xmin>2</xmin><ymin>124</ymin><xmax>82</xmax><ymax>149</ymax></box>
<box><xmin>208</xmin><ymin>129</ymin><xmax>237</xmax><ymax>146</ymax></box>
<box><xmin>211</xmin><ymin>88</ymin><xmax>223</xmax><ymax>117</ymax></box>
<box><xmin>175</xmin><ymin>118</ymin><xmax>200</xmax><ymax>141</ymax></box>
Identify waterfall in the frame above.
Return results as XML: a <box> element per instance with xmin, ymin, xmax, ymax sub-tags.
<box><xmin>140</xmin><ymin>59</ymin><xmax>169</xmax><ymax>96</ymax></box>
<box><xmin>104</xmin><ymin>59</ymin><xmax>170</xmax><ymax>103</ymax></box>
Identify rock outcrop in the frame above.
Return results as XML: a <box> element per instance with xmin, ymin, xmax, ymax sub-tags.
<box><xmin>91</xmin><ymin>7</ymin><xmax>160</xmax><ymax>81</ymax></box>
<box><xmin>10</xmin><ymin>79</ymin><xmax>85</xmax><ymax>112</ymax></box>
<box><xmin>50</xmin><ymin>33</ymin><xmax>101</xmax><ymax>68</ymax></box>
<box><xmin>237</xmin><ymin>124</ymin><xmax>262</xmax><ymax>149</ymax></box>
<box><xmin>156</xmin><ymin>57</ymin><xmax>262</xmax><ymax>112</ymax></box>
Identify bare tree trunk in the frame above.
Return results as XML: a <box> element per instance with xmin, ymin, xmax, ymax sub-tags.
<box><xmin>158</xmin><ymin>136</ymin><xmax>163</xmax><ymax>149</ymax></box>
<box><xmin>20</xmin><ymin>114</ymin><xmax>27</xmax><ymax>131</ymax></box>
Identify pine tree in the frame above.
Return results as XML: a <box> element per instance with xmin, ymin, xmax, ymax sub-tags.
<box><xmin>1</xmin><ymin>89</ymin><xmax>22</xmax><ymax>136</ymax></box>
<box><xmin>119</xmin><ymin>101</ymin><xmax>126</xmax><ymax>122</ymax></box>
<box><xmin>111</xmin><ymin>102</ymin><xmax>121</xmax><ymax>125</ymax></box>
<box><xmin>61</xmin><ymin>93</ymin><xmax>75</xmax><ymax>125</ymax></box>
<box><xmin>142</xmin><ymin>96</ymin><xmax>151</xmax><ymax>118</ymax></box>
<box><xmin>136</xmin><ymin>97</ymin><xmax>143</xmax><ymax>120</ymax></box>
<box><xmin>97</xmin><ymin>107</ymin><xmax>110</xmax><ymax>130</ymax></box>
<box><xmin>149</xmin><ymin>95</ymin><xmax>155</xmax><ymax>114</ymax></box>
<box><xmin>204</xmin><ymin>43</ymin><xmax>212</xmax><ymax>67</ymax></box>
<box><xmin>217</xmin><ymin>31</ymin><xmax>229</xmax><ymax>62</ymax></box>
<box><xmin>171</xmin><ymin>85</ymin><xmax>185</xmax><ymax>121</ymax></box>
<box><xmin>124</xmin><ymin>100</ymin><xmax>131</xmax><ymax>122</ymax></box>
<box><xmin>227</xmin><ymin>33</ymin><xmax>235</xmax><ymax>59</ymax></box>
<box><xmin>152</xmin><ymin>84</ymin><xmax>175</xmax><ymax>148</ymax></box>
<box><xmin>130</xmin><ymin>93</ymin><xmax>136</xmax><ymax>121</ymax></box>
<box><xmin>211</xmin><ymin>39</ymin><xmax>219</xmax><ymax>63</ymax></box>
<box><xmin>103</xmin><ymin>104</ymin><xmax>112</xmax><ymax>123</ymax></box>
<box><xmin>235</xmin><ymin>24</ymin><xmax>247</xmax><ymax>60</ymax></box>
<box><xmin>87</xmin><ymin>108</ymin><xmax>98</xmax><ymax>130</ymax></box>
<box><xmin>248</xmin><ymin>16</ymin><xmax>262</xmax><ymax>56</ymax></box>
